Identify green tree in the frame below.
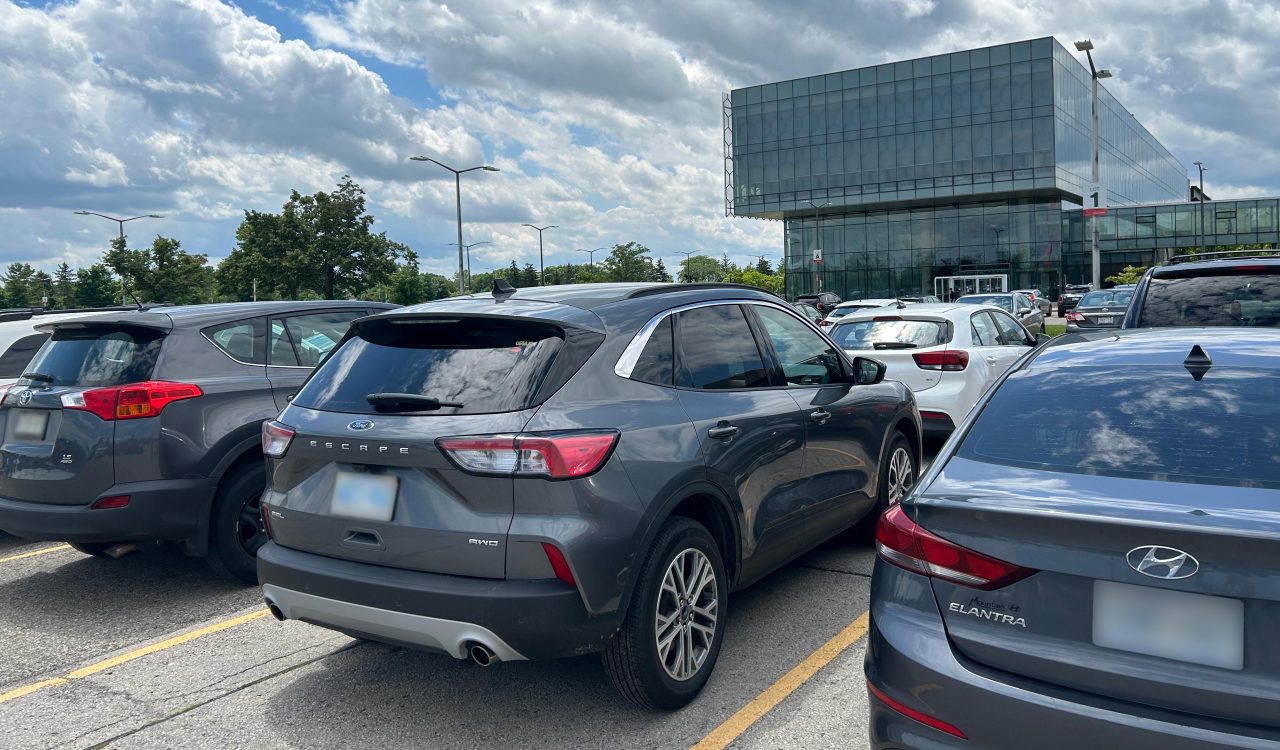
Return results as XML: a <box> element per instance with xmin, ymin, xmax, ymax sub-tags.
<box><xmin>520</xmin><ymin>263</ymin><xmax>539</xmax><ymax>288</ymax></box>
<box><xmin>681</xmin><ymin>255</ymin><xmax>721</xmax><ymax>282</ymax></box>
<box><xmin>53</xmin><ymin>262</ymin><xmax>76</xmax><ymax>308</ymax></box>
<box><xmin>755</xmin><ymin>257</ymin><xmax>774</xmax><ymax>275</ymax></box>
<box><xmin>718</xmin><ymin>254</ymin><xmax>736</xmax><ymax>279</ymax></box>
<box><xmin>1106</xmin><ymin>265</ymin><xmax>1148</xmax><ymax>285</ymax></box>
<box><xmin>104</xmin><ymin>235</ymin><xmax>211</xmax><ymax>305</ymax></box>
<box><xmin>602</xmin><ymin>242</ymin><xmax>656</xmax><ymax>282</ymax></box>
<box><xmin>653</xmin><ymin>259</ymin><xmax>672</xmax><ymax>282</ymax></box>
<box><xmin>423</xmin><ymin>272</ymin><xmax>455</xmax><ymax>300</ymax></box>
<box><xmin>575</xmin><ymin>264</ymin><xmax>607</xmax><ymax>284</ymax></box>
<box><xmin>1</xmin><ymin>263</ymin><xmax>36</xmax><ymax>307</ymax></box>
<box><xmin>386</xmin><ymin>251</ymin><xmax>426</xmax><ymax>305</ymax></box>
<box><xmin>506</xmin><ymin>260</ymin><xmax>523</xmax><ymax>287</ymax></box>
<box><xmin>30</xmin><ymin>271</ymin><xmax>54</xmax><ymax>308</ymax></box>
<box><xmin>75</xmin><ymin>264</ymin><xmax>120</xmax><ymax>307</ymax></box>
<box><xmin>730</xmin><ymin>268</ymin><xmax>784</xmax><ymax>295</ymax></box>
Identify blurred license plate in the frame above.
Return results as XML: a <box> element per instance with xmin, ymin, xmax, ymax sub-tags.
<box><xmin>1093</xmin><ymin>581</ymin><xmax>1243</xmax><ymax>670</ymax></box>
<box><xmin>330</xmin><ymin>472</ymin><xmax>398</xmax><ymax>523</ymax></box>
<box><xmin>12</xmin><ymin>410</ymin><xmax>48</xmax><ymax>440</ymax></box>
<box><xmin>1095</xmin><ymin>316</ymin><xmax>1115</xmax><ymax>324</ymax></box>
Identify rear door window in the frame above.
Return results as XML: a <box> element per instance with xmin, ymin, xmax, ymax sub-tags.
<box><xmin>1138</xmin><ymin>270</ymin><xmax>1280</xmax><ymax>327</ymax></box>
<box><xmin>970</xmin><ymin>313</ymin><xmax>999</xmax><ymax>346</ymax></box>
<box><xmin>675</xmin><ymin>305</ymin><xmax>770</xmax><ymax>390</ymax></box>
<box><xmin>20</xmin><ymin>328</ymin><xmax>162</xmax><ymax>387</ymax></box>
<box><xmin>990</xmin><ymin>311</ymin><xmax>1030</xmax><ymax>345</ymax></box>
<box><xmin>275</xmin><ymin>312</ymin><xmax>362</xmax><ymax>368</ymax></box>
<box><xmin>829</xmin><ymin>319</ymin><xmax>949</xmax><ymax>350</ymax></box>
<box><xmin>203</xmin><ymin>319</ymin><xmax>264</xmax><ymax>364</ymax></box>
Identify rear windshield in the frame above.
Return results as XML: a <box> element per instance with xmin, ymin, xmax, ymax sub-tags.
<box><xmin>958</xmin><ymin>367</ymin><xmax>1280</xmax><ymax>488</ymax></box>
<box><xmin>829</xmin><ymin>319</ymin><xmax>950</xmax><ymax>350</ymax></box>
<box><xmin>19</xmin><ymin>328</ymin><xmax>163</xmax><ymax>387</ymax></box>
<box><xmin>957</xmin><ymin>295</ymin><xmax>1012</xmax><ymax>311</ymax></box>
<box><xmin>292</xmin><ymin>318</ymin><xmax>598</xmax><ymax>415</ymax></box>
<box><xmin>1079</xmin><ymin>290</ymin><xmax>1134</xmax><ymax>307</ymax></box>
<box><xmin>1138</xmin><ymin>270</ymin><xmax>1280</xmax><ymax>327</ymax></box>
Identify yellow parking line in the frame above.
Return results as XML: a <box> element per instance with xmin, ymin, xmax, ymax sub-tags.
<box><xmin>0</xmin><ymin>543</ymin><xmax>72</xmax><ymax>565</ymax></box>
<box><xmin>692</xmin><ymin>611</ymin><xmax>871</xmax><ymax>750</ymax></box>
<box><xmin>0</xmin><ymin>609</ymin><xmax>272</xmax><ymax>705</ymax></box>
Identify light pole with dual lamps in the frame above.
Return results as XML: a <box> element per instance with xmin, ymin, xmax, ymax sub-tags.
<box><xmin>577</xmin><ymin>247</ymin><xmax>607</xmax><ymax>266</ymax></box>
<box><xmin>448</xmin><ymin>240</ymin><xmax>491</xmax><ymax>291</ymax></box>
<box><xmin>521</xmin><ymin>224</ymin><xmax>558</xmax><ymax>285</ymax></box>
<box><xmin>1074</xmin><ymin>40</ymin><xmax>1111</xmax><ymax>289</ymax></box>
<box><xmin>409</xmin><ymin>156</ymin><xmax>499</xmax><ymax>296</ymax></box>
<box><xmin>74</xmin><ymin>211</ymin><xmax>164</xmax><ymax>305</ymax></box>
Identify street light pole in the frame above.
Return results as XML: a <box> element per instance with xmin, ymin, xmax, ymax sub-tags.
<box><xmin>448</xmin><ymin>241</ymin><xmax>491</xmax><ymax>290</ymax></box>
<box><xmin>805</xmin><ymin>200</ymin><xmax>832</xmax><ymax>294</ymax></box>
<box><xmin>521</xmin><ymin>224</ymin><xmax>558</xmax><ymax>285</ymax></box>
<box><xmin>73</xmin><ymin>211</ymin><xmax>165</xmax><ymax>240</ymax></box>
<box><xmin>1075</xmin><ymin>40</ymin><xmax>1111</xmax><ymax>289</ymax></box>
<box><xmin>409</xmin><ymin>156</ymin><xmax>500</xmax><ymax>296</ymax></box>
<box><xmin>577</xmin><ymin>247</ymin><xmax>606</xmax><ymax>266</ymax></box>
<box><xmin>676</xmin><ymin>250</ymin><xmax>696</xmax><ymax>282</ymax></box>
<box><xmin>1193</xmin><ymin>160</ymin><xmax>1208</xmax><ymax>255</ymax></box>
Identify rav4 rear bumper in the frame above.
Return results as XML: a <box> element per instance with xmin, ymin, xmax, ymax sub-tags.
<box><xmin>0</xmin><ymin>479</ymin><xmax>210</xmax><ymax>544</ymax></box>
<box><xmin>257</xmin><ymin>541</ymin><xmax>621</xmax><ymax>661</ymax></box>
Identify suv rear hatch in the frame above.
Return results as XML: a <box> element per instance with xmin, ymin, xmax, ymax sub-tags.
<box><xmin>828</xmin><ymin>315</ymin><xmax>954</xmax><ymax>392</ymax></box>
<box><xmin>265</xmin><ymin>308</ymin><xmax>605</xmax><ymax>579</ymax></box>
<box><xmin>1134</xmin><ymin>263</ymin><xmax>1280</xmax><ymax>327</ymax></box>
<box><xmin>0</xmin><ymin>319</ymin><xmax>171</xmax><ymax>505</ymax></box>
<box><xmin>910</xmin><ymin>363</ymin><xmax>1280</xmax><ymax>727</ymax></box>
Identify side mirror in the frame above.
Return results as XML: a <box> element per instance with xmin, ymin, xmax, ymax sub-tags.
<box><xmin>1033</xmin><ymin>333</ymin><xmax>1051</xmax><ymax>346</ymax></box>
<box><xmin>1017</xmin><ymin>308</ymin><xmax>1032</xmax><ymax>318</ymax></box>
<box><xmin>852</xmin><ymin>356</ymin><xmax>887</xmax><ymax>385</ymax></box>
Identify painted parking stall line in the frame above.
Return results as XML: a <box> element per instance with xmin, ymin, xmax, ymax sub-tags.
<box><xmin>0</xmin><ymin>543</ymin><xmax>72</xmax><ymax>565</ymax></box>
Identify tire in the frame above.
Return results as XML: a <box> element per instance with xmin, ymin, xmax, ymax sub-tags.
<box><xmin>856</xmin><ymin>431</ymin><xmax>915</xmax><ymax>539</ymax></box>
<box><xmin>205</xmin><ymin>463</ymin><xmax>268</xmax><ymax>585</ymax></box>
<box><xmin>602</xmin><ymin>517</ymin><xmax>727</xmax><ymax>710</ymax></box>
<box><xmin>68</xmin><ymin>542</ymin><xmax>114</xmax><ymax>557</ymax></box>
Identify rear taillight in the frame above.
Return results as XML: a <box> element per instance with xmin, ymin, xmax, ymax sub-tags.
<box><xmin>875</xmin><ymin>505</ymin><xmax>1036</xmax><ymax>590</ymax></box>
<box><xmin>912</xmin><ymin>350</ymin><xmax>968</xmax><ymax>371</ymax></box>
<box><xmin>61</xmin><ymin>381</ymin><xmax>202</xmax><ymax>421</ymax></box>
<box><xmin>260</xmin><ymin>502</ymin><xmax>275</xmax><ymax>540</ymax></box>
<box><xmin>1057</xmin><ymin>295</ymin><xmax>1065</xmax><ymax>302</ymax></box>
<box><xmin>90</xmin><ymin>494</ymin><xmax>130</xmax><ymax>510</ymax></box>
<box><xmin>262</xmin><ymin>420</ymin><xmax>295</xmax><ymax>458</ymax></box>
<box><xmin>542</xmin><ymin>543</ymin><xmax>577</xmax><ymax>587</ymax></box>
<box><xmin>437</xmin><ymin>431</ymin><xmax>618</xmax><ymax>480</ymax></box>
<box><xmin>1066</xmin><ymin>311</ymin><xmax>1085</xmax><ymax>322</ymax></box>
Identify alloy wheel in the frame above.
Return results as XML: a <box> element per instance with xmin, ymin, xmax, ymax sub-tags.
<box><xmin>887</xmin><ymin>447</ymin><xmax>914</xmax><ymax>506</ymax></box>
<box><xmin>654</xmin><ymin>548</ymin><xmax>719</xmax><ymax>681</ymax></box>
<box><xmin>236</xmin><ymin>492</ymin><xmax>267</xmax><ymax>556</ymax></box>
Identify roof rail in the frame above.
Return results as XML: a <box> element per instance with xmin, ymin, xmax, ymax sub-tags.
<box><xmin>1164</xmin><ymin>249</ymin><xmax>1279</xmax><ymax>265</ymax></box>
<box><xmin>624</xmin><ymin>282</ymin><xmax>772</xmax><ymax>299</ymax></box>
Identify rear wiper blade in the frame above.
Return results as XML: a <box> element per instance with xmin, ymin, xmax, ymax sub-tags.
<box><xmin>20</xmin><ymin>372</ymin><xmax>54</xmax><ymax>383</ymax></box>
<box><xmin>872</xmin><ymin>341</ymin><xmax>917</xmax><ymax>350</ymax></box>
<box><xmin>366</xmin><ymin>393</ymin><xmax>464</xmax><ymax>411</ymax></box>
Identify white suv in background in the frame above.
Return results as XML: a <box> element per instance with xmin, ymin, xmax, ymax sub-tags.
<box><xmin>827</xmin><ymin>303</ymin><xmax>1047</xmax><ymax>440</ymax></box>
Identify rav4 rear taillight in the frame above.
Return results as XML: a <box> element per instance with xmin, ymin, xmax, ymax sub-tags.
<box><xmin>437</xmin><ymin>431</ymin><xmax>618</xmax><ymax>480</ymax></box>
<box><xmin>875</xmin><ymin>505</ymin><xmax>1036</xmax><ymax>590</ymax></box>
<box><xmin>60</xmin><ymin>381</ymin><xmax>203</xmax><ymax>421</ymax></box>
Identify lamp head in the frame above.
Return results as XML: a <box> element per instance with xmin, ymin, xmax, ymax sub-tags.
<box><xmin>1074</xmin><ymin>40</ymin><xmax>1094</xmax><ymax>52</ymax></box>
<box><xmin>482</xmin><ymin>166</ymin><xmax>500</xmax><ymax>172</ymax></box>
<box><xmin>1097</xmin><ymin>69</ymin><xmax>1113</xmax><ymax>79</ymax></box>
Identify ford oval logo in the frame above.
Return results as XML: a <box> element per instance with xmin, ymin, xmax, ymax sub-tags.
<box><xmin>1126</xmin><ymin>545</ymin><xmax>1199</xmax><ymax>580</ymax></box>
<box><xmin>347</xmin><ymin>419</ymin><xmax>375</xmax><ymax>431</ymax></box>
<box><xmin>17</xmin><ymin>389</ymin><xmax>32</xmax><ymax>406</ymax></box>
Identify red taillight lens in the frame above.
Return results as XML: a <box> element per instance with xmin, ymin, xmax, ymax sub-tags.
<box><xmin>912</xmin><ymin>350</ymin><xmax>968</xmax><ymax>371</ymax></box>
<box><xmin>542</xmin><ymin>543</ymin><xmax>577</xmax><ymax>587</ymax></box>
<box><xmin>262</xmin><ymin>420</ymin><xmax>295</xmax><ymax>458</ymax></box>
<box><xmin>438</xmin><ymin>432</ymin><xmax>618</xmax><ymax>480</ymax></box>
<box><xmin>919</xmin><ymin>410</ymin><xmax>950</xmax><ymax>422</ymax></box>
<box><xmin>867</xmin><ymin>681</ymin><xmax>967</xmax><ymax>739</ymax></box>
<box><xmin>875</xmin><ymin>505</ymin><xmax>1035</xmax><ymax>590</ymax></box>
<box><xmin>89</xmin><ymin>494</ymin><xmax>130</xmax><ymax>510</ymax></box>
<box><xmin>61</xmin><ymin>381</ymin><xmax>202</xmax><ymax>421</ymax></box>
<box><xmin>261</xmin><ymin>502</ymin><xmax>274</xmax><ymax>540</ymax></box>
<box><xmin>1066</xmin><ymin>311</ymin><xmax>1085</xmax><ymax>322</ymax></box>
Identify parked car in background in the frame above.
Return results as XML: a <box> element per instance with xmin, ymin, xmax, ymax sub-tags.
<box><xmin>0</xmin><ymin>307</ymin><xmax>152</xmax><ymax>388</ymax></box>
<box><xmin>897</xmin><ymin>295</ymin><xmax>942</xmax><ymax>304</ymax></box>
<box><xmin>824</xmin><ymin>298</ymin><xmax>905</xmax><ymax>326</ymax></box>
<box><xmin>1057</xmin><ymin>283</ymin><xmax>1092</xmax><ymax>317</ymax></box>
<box><xmin>1013</xmin><ymin>288</ymin><xmax>1051</xmax><ymax>316</ymax></box>
<box><xmin>954</xmin><ymin>293</ymin><xmax>1045</xmax><ymax>335</ymax></box>
<box><xmin>256</xmin><ymin>283</ymin><xmax>920</xmax><ymax>710</ymax></box>
<box><xmin>828</xmin><ymin>303</ymin><xmax>1046</xmax><ymax>440</ymax></box>
<box><xmin>1123</xmin><ymin>252</ymin><xmax>1280</xmax><ymax>328</ymax></box>
<box><xmin>0</xmin><ymin>300</ymin><xmax>394</xmax><ymax>582</ymax></box>
<box><xmin>1065</xmin><ymin>286</ymin><xmax>1135</xmax><ymax>332</ymax></box>
<box><xmin>795</xmin><ymin>291</ymin><xmax>842</xmax><ymax>314</ymax></box>
<box><xmin>791</xmin><ymin>302</ymin><xmax>824</xmax><ymax>324</ymax></box>
<box><xmin>866</xmin><ymin>327</ymin><xmax>1280</xmax><ymax>749</ymax></box>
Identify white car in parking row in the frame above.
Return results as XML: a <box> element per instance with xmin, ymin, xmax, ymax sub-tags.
<box><xmin>827</xmin><ymin>303</ymin><xmax>1046</xmax><ymax>439</ymax></box>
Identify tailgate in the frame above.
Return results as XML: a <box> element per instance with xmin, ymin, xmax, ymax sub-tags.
<box><xmin>829</xmin><ymin>316</ymin><xmax>954</xmax><ymax>392</ymax></box>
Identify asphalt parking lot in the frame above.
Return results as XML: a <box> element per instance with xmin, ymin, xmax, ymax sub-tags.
<box><xmin>0</xmin><ymin>519</ymin><xmax>881</xmax><ymax>750</ymax></box>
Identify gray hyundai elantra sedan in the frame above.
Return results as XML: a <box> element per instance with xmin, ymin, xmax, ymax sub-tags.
<box><xmin>866</xmin><ymin>327</ymin><xmax>1280</xmax><ymax>748</ymax></box>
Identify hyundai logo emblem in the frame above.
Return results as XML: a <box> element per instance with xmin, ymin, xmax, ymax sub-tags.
<box><xmin>17</xmin><ymin>389</ymin><xmax>31</xmax><ymax>406</ymax></box>
<box><xmin>1126</xmin><ymin>545</ymin><xmax>1199</xmax><ymax>580</ymax></box>
<box><xmin>347</xmin><ymin>419</ymin><xmax>375</xmax><ymax>431</ymax></box>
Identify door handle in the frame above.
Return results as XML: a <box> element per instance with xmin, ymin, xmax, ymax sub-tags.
<box><xmin>707</xmin><ymin>423</ymin><xmax>740</xmax><ymax>440</ymax></box>
<box><xmin>809</xmin><ymin>409</ymin><xmax>831</xmax><ymax>425</ymax></box>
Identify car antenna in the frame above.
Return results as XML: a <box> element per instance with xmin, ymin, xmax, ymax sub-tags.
<box><xmin>1184</xmin><ymin>344</ymin><xmax>1212</xmax><ymax>381</ymax></box>
<box><xmin>492</xmin><ymin>278</ymin><xmax>517</xmax><ymax>301</ymax></box>
<box><xmin>894</xmin><ymin>298</ymin><xmax>906</xmax><ymax>309</ymax></box>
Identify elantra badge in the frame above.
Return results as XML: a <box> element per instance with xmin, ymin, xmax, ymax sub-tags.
<box><xmin>347</xmin><ymin>420</ymin><xmax>375</xmax><ymax>431</ymax></box>
<box><xmin>1127</xmin><ymin>546</ymin><xmax>1199</xmax><ymax>580</ymax></box>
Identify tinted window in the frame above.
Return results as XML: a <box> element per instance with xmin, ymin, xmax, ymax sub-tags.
<box><xmin>958</xmin><ymin>295</ymin><xmax>1013</xmax><ymax>312</ymax></box>
<box><xmin>1079</xmin><ymin>290</ymin><xmax>1133</xmax><ymax>307</ymax></box>
<box><xmin>990</xmin><ymin>311</ymin><xmax>1029</xmax><ymax>345</ymax></box>
<box><xmin>676</xmin><ymin>305</ymin><xmax>769</xmax><ymax>390</ymax></box>
<box><xmin>959</xmin><ymin>368</ymin><xmax>1280</xmax><ymax>488</ymax></box>
<box><xmin>830</xmin><ymin>319</ymin><xmax>949</xmax><ymax>350</ymax></box>
<box><xmin>754</xmin><ymin>306</ymin><xmax>844</xmax><ymax>385</ymax></box>
<box><xmin>269</xmin><ymin>319</ymin><xmax>298</xmax><ymax>366</ymax></box>
<box><xmin>284</xmin><ymin>311</ymin><xmax>361</xmax><ymax>368</ymax></box>
<box><xmin>1138</xmin><ymin>271</ymin><xmax>1280</xmax><ymax>327</ymax></box>
<box><xmin>20</xmin><ymin>328</ymin><xmax>162</xmax><ymax>387</ymax></box>
<box><xmin>204</xmin><ymin>319</ymin><xmax>263</xmax><ymax>364</ymax></box>
<box><xmin>293</xmin><ymin>319</ymin><xmax>585</xmax><ymax>415</ymax></box>
<box><xmin>0</xmin><ymin>333</ymin><xmax>49</xmax><ymax>378</ymax></box>
<box><xmin>970</xmin><ymin>313</ymin><xmax>998</xmax><ymax>346</ymax></box>
<box><xmin>631</xmin><ymin>317</ymin><xmax>673</xmax><ymax>386</ymax></box>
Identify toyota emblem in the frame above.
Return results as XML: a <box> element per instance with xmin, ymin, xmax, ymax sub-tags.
<box><xmin>17</xmin><ymin>389</ymin><xmax>31</xmax><ymax>406</ymax></box>
<box><xmin>347</xmin><ymin>419</ymin><xmax>374</xmax><ymax>431</ymax></box>
<box><xmin>1126</xmin><ymin>546</ymin><xmax>1199</xmax><ymax>580</ymax></box>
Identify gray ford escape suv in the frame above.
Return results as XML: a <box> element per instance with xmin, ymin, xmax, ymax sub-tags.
<box><xmin>258</xmin><ymin>282</ymin><xmax>920</xmax><ymax>709</ymax></box>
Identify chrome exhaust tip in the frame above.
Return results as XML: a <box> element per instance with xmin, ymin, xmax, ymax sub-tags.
<box><xmin>468</xmin><ymin>643</ymin><xmax>497</xmax><ymax>667</ymax></box>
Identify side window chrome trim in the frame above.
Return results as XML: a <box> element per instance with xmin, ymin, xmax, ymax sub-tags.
<box><xmin>614</xmin><ymin>299</ymin><xmax>828</xmax><ymax>379</ymax></box>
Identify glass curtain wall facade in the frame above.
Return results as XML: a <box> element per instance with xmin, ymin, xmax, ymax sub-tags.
<box><xmin>726</xmin><ymin>37</ymin><xmax>1188</xmax><ymax>300</ymax></box>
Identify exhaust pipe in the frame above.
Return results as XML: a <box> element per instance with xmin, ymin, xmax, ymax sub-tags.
<box><xmin>468</xmin><ymin>643</ymin><xmax>497</xmax><ymax>667</ymax></box>
<box><xmin>265</xmin><ymin>599</ymin><xmax>285</xmax><ymax>621</ymax></box>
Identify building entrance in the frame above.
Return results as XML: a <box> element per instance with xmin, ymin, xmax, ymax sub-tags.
<box><xmin>934</xmin><ymin>274</ymin><xmax>1008</xmax><ymax>301</ymax></box>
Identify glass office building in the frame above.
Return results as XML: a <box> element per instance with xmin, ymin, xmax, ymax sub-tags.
<box><xmin>725</xmin><ymin>37</ymin><xmax>1191</xmax><ymax>300</ymax></box>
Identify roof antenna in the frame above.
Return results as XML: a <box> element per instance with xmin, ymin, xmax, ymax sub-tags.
<box><xmin>492</xmin><ymin>278</ymin><xmax>516</xmax><ymax>301</ymax></box>
<box><xmin>1184</xmin><ymin>344</ymin><xmax>1212</xmax><ymax>381</ymax></box>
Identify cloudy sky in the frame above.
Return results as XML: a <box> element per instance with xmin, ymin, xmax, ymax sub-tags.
<box><xmin>2</xmin><ymin>0</ymin><xmax>1278</xmax><ymax>280</ymax></box>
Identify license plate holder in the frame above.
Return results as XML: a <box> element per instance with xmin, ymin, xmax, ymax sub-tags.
<box><xmin>11</xmin><ymin>410</ymin><xmax>49</xmax><ymax>441</ymax></box>
<box><xmin>1093</xmin><ymin>580</ymin><xmax>1244</xmax><ymax>670</ymax></box>
<box><xmin>330</xmin><ymin>472</ymin><xmax>398</xmax><ymax>523</ymax></box>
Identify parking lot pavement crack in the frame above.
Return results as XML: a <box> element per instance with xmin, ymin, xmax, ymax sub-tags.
<box><xmin>796</xmin><ymin>563</ymin><xmax>871</xmax><ymax>579</ymax></box>
<box><xmin>162</xmin><ymin>636</ymin><xmax>350</xmax><ymax>704</ymax></box>
<box><xmin>82</xmin><ymin>641</ymin><xmax>362</xmax><ymax>750</ymax></box>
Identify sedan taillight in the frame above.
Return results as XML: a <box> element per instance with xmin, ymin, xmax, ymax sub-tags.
<box><xmin>1066</xmin><ymin>311</ymin><xmax>1085</xmax><ymax>322</ymax></box>
<box><xmin>438</xmin><ymin>431</ymin><xmax>618</xmax><ymax>480</ymax></box>
<box><xmin>876</xmin><ymin>506</ymin><xmax>1036</xmax><ymax>590</ymax></box>
<box><xmin>912</xmin><ymin>350</ymin><xmax>968</xmax><ymax>371</ymax></box>
<box><xmin>61</xmin><ymin>381</ymin><xmax>202</xmax><ymax>421</ymax></box>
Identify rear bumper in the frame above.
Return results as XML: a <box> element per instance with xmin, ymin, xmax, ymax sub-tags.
<box><xmin>865</xmin><ymin>560</ymin><xmax>1279</xmax><ymax>749</ymax></box>
<box><xmin>1065</xmin><ymin>323</ymin><xmax>1121</xmax><ymax>333</ymax></box>
<box><xmin>0</xmin><ymin>478</ymin><xmax>210</xmax><ymax>544</ymax></box>
<box><xmin>257</xmin><ymin>541</ymin><xmax>621</xmax><ymax>661</ymax></box>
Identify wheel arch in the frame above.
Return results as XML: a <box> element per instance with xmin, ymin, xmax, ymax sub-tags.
<box><xmin>187</xmin><ymin>430</ymin><xmax>265</xmax><ymax>556</ymax></box>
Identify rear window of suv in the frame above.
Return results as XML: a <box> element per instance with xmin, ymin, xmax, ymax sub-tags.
<box><xmin>19</xmin><ymin>327</ymin><xmax>163</xmax><ymax>387</ymax></box>
<box><xmin>958</xmin><ymin>367</ymin><xmax>1280</xmax><ymax>488</ymax></box>
<box><xmin>292</xmin><ymin>318</ymin><xmax>600</xmax><ymax>415</ymax></box>
<box><xmin>829</xmin><ymin>319</ymin><xmax>949</xmax><ymax>350</ymax></box>
<box><xmin>1138</xmin><ymin>269</ymin><xmax>1280</xmax><ymax>327</ymax></box>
